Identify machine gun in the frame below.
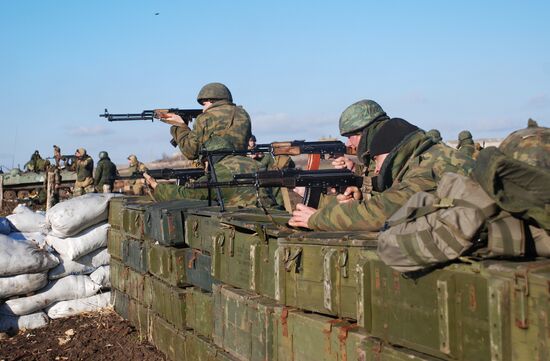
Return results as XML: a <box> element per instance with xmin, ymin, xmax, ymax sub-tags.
<box><xmin>100</xmin><ymin>108</ymin><xmax>202</xmax><ymax>123</ymax></box>
<box><xmin>185</xmin><ymin>168</ymin><xmax>363</xmax><ymax>208</ymax></box>
<box><xmin>200</xmin><ymin>140</ymin><xmax>349</xmax><ymax>157</ymax></box>
<box><xmin>118</xmin><ymin>167</ymin><xmax>205</xmax><ymax>186</ymax></box>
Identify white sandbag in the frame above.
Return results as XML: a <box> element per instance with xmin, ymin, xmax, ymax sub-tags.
<box><xmin>2</xmin><ymin>275</ymin><xmax>101</xmax><ymax>316</ymax></box>
<box><xmin>0</xmin><ymin>234</ymin><xmax>59</xmax><ymax>277</ymax></box>
<box><xmin>90</xmin><ymin>265</ymin><xmax>110</xmax><ymax>288</ymax></box>
<box><xmin>46</xmin><ymin>193</ymin><xmax>118</xmax><ymax>238</ymax></box>
<box><xmin>0</xmin><ymin>272</ymin><xmax>48</xmax><ymax>299</ymax></box>
<box><xmin>46</xmin><ymin>292</ymin><xmax>111</xmax><ymax>319</ymax></box>
<box><xmin>46</xmin><ymin>223</ymin><xmax>110</xmax><ymax>261</ymax></box>
<box><xmin>48</xmin><ymin>248</ymin><xmax>110</xmax><ymax>280</ymax></box>
<box><xmin>0</xmin><ymin>311</ymin><xmax>49</xmax><ymax>333</ymax></box>
<box><xmin>9</xmin><ymin>231</ymin><xmax>47</xmax><ymax>247</ymax></box>
<box><xmin>6</xmin><ymin>205</ymin><xmax>46</xmax><ymax>233</ymax></box>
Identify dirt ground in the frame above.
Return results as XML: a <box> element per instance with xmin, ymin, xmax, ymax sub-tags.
<box><xmin>0</xmin><ymin>310</ymin><xmax>165</xmax><ymax>361</ymax></box>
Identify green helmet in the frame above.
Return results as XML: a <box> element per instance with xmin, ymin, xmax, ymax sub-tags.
<box><xmin>99</xmin><ymin>151</ymin><xmax>108</xmax><ymax>160</ymax></box>
<box><xmin>499</xmin><ymin>121</ymin><xmax>550</xmax><ymax>168</ymax></box>
<box><xmin>339</xmin><ymin>100</ymin><xmax>387</xmax><ymax>136</ymax></box>
<box><xmin>426</xmin><ymin>129</ymin><xmax>442</xmax><ymax>142</ymax></box>
<box><xmin>458</xmin><ymin>130</ymin><xmax>473</xmax><ymax>141</ymax></box>
<box><xmin>197</xmin><ymin>83</ymin><xmax>233</xmax><ymax>105</ymax></box>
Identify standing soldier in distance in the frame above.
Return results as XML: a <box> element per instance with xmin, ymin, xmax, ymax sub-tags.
<box><xmin>53</xmin><ymin>145</ymin><xmax>62</xmax><ymax>167</ymax></box>
<box><xmin>161</xmin><ymin>82</ymin><xmax>252</xmax><ymax>160</ymax></box>
<box><xmin>457</xmin><ymin>130</ymin><xmax>475</xmax><ymax>158</ymax></box>
<box><xmin>127</xmin><ymin>154</ymin><xmax>148</xmax><ymax>195</ymax></box>
<box><xmin>95</xmin><ymin>151</ymin><xmax>118</xmax><ymax>193</ymax></box>
<box><xmin>73</xmin><ymin>148</ymin><xmax>94</xmax><ymax>196</ymax></box>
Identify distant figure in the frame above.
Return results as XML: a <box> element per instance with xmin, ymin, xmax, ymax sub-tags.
<box><xmin>53</xmin><ymin>145</ymin><xmax>61</xmax><ymax>167</ymax></box>
<box><xmin>95</xmin><ymin>151</ymin><xmax>118</xmax><ymax>193</ymax></box>
<box><xmin>24</xmin><ymin>150</ymin><xmax>50</xmax><ymax>172</ymax></box>
<box><xmin>127</xmin><ymin>154</ymin><xmax>148</xmax><ymax>195</ymax></box>
<box><xmin>528</xmin><ymin>118</ymin><xmax>539</xmax><ymax>128</ymax></box>
<box><xmin>74</xmin><ymin>148</ymin><xmax>94</xmax><ymax>196</ymax></box>
<box><xmin>426</xmin><ymin>129</ymin><xmax>442</xmax><ymax>143</ymax></box>
<box><xmin>247</xmin><ymin>135</ymin><xmax>264</xmax><ymax>161</ymax></box>
<box><xmin>457</xmin><ymin>130</ymin><xmax>475</xmax><ymax>158</ymax></box>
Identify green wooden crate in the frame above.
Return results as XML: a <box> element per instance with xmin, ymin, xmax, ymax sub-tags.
<box><xmin>148</xmin><ymin>244</ymin><xmax>188</xmax><ymax>288</ymax></box>
<box><xmin>150</xmin><ymin>313</ymin><xmax>186</xmax><ymax>361</ymax></box>
<box><xmin>276</xmin><ymin>231</ymin><xmax>378</xmax><ymax>319</ymax></box>
<box><xmin>147</xmin><ymin>275</ymin><xmax>187</xmax><ymax>332</ymax></box>
<box><xmin>110</xmin><ymin>258</ymin><xmax>127</xmax><ymax>292</ymax></box>
<box><xmin>185</xmin><ymin>287</ymin><xmax>214</xmax><ymax>340</ymax></box>
<box><xmin>360</xmin><ymin>337</ymin><xmax>443</xmax><ymax>361</ymax></box>
<box><xmin>185</xmin><ymin>207</ymin><xmax>292</xmax><ymax>297</ymax></box>
<box><xmin>111</xmin><ymin>288</ymin><xmax>129</xmax><ymax>320</ymax></box>
<box><xmin>271</xmin><ymin>306</ymin><xmax>367</xmax><ymax>361</ymax></box>
<box><xmin>128</xmin><ymin>297</ymin><xmax>151</xmax><ymax>340</ymax></box>
<box><xmin>363</xmin><ymin>254</ymin><xmax>550</xmax><ymax>361</ymax></box>
<box><xmin>185</xmin><ymin>332</ymin><xmax>238</xmax><ymax>361</ymax></box>
<box><xmin>108</xmin><ymin>196</ymin><xmax>149</xmax><ymax>230</ymax></box>
<box><xmin>122</xmin><ymin>201</ymin><xmax>153</xmax><ymax>241</ymax></box>
<box><xmin>144</xmin><ymin>199</ymin><xmax>210</xmax><ymax>246</ymax></box>
<box><xmin>122</xmin><ymin>237</ymin><xmax>149</xmax><ymax>273</ymax></box>
<box><xmin>107</xmin><ymin>228</ymin><xmax>124</xmax><ymax>261</ymax></box>
<box><xmin>213</xmin><ymin>284</ymin><xmax>277</xmax><ymax>361</ymax></box>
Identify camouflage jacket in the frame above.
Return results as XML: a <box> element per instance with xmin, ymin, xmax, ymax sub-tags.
<box><xmin>94</xmin><ymin>158</ymin><xmax>118</xmax><ymax>187</ymax></box>
<box><xmin>308</xmin><ymin>131</ymin><xmax>474</xmax><ymax>231</ymax></box>
<box><xmin>170</xmin><ymin>100</ymin><xmax>252</xmax><ymax>160</ymax></box>
<box><xmin>127</xmin><ymin>162</ymin><xmax>147</xmax><ymax>185</ymax></box>
<box><xmin>154</xmin><ymin>155</ymin><xmax>274</xmax><ymax>208</ymax></box>
<box><xmin>75</xmin><ymin>155</ymin><xmax>94</xmax><ymax>181</ymax></box>
<box><xmin>457</xmin><ymin>139</ymin><xmax>475</xmax><ymax>158</ymax></box>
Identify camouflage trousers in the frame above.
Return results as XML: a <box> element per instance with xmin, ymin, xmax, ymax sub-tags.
<box><xmin>74</xmin><ymin>178</ymin><xmax>95</xmax><ymax>196</ymax></box>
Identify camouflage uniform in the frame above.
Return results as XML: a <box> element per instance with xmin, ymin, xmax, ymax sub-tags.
<box><xmin>95</xmin><ymin>153</ymin><xmax>118</xmax><ymax>193</ymax></box>
<box><xmin>154</xmin><ymin>155</ymin><xmax>274</xmax><ymax>207</ymax></box>
<box><xmin>127</xmin><ymin>155</ymin><xmax>148</xmax><ymax>195</ymax></box>
<box><xmin>308</xmin><ymin>131</ymin><xmax>474</xmax><ymax>231</ymax></box>
<box><xmin>457</xmin><ymin>130</ymin><xmax>475</xmax><ymax>158</ymax></box>
<box><xmin>170</xmin><ymin>100</ymin><xmax>252</xmax><ymax>160</ymax></box>
<box><xmin>74</xmin><ymin>149</ymin><xmax>94</xmax><ymax>196</ymax></box>
<box><xmin>170</xmin><ymin>83</ymin><xmax>251</xmax><ymax>161</ymax></box>
<box><xmin>426</xmin><ymin>129</ymin><xmax>442</xmax><ymax>143</ymax></box>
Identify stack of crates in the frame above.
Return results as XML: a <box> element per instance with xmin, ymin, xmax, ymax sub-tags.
<box><xmin>108</xmin><ymin>196</ymin><xmax>550</xmax><ymax>361</ymax></box>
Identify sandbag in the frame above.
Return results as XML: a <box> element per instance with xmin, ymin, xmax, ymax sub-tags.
<box><xmin>46</xmin><ymin>223</ymin><xmax>110</xmax><ymax>261</ymax></box>
<box><xmin>48</xmin><ymin>248</ymin><xmax>110</xmax><ymax>280</ymax></box>
<box><xmin>6</xmin><ymin>205</ymin><xmax>46</xmax><ymax>233</ymax></box>
<box><xmin>0</xmin><ymin>272</ymin><xmax>48</xmax><ymax>299</ymax></box>
<box><xmin>89</xmin><ymin>265</ymin><xmax>110</xmax><ymax>288</ymax></box>
<box><xmin>46</xmin><ymin>193</ymin><xmax>119</xmax><ymax>238</ymax></box>
<box><xmin>0</xmin><ymin>311</ymin><xmax>49</xmax><ymax>333</ymax></box>
<box><xmin>9</xmin><ymin>232</ymin><xmax>47</xmax><ymax>247</ymax></box>
<box><xmin>377</xmin><ymin>173</ymin><xmax>499</xmax><ymax>272</ymax></box>
<box><xmin>1</xmin><ymin>275</ymin><xmax>101</xmax><ymax>316</ymax></box>
<box><xmin>46</xmin><ymin>292</ymin><xmax>111</xmax><ymax>319</ymax></box>
<box><xmin>0</xmin><ymin>234</ymin><xmax>59</xmax><ymax>277</ymax></box>
<box><xmin>0</xmin><ymin>217</ymin><xmax>12</xmax><ymax>235</ymax></box>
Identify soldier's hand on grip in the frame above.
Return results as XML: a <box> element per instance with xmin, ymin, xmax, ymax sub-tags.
<box><xmin>288</xmin><ymin>203</ymin><xmax>316</xmax><ymax>229</ymax></box>
<box><xmin>156</xmin><ymin>111</ymin><xmax>186</xmax><ymax>126</ymax></box>
<box><xmin>336</xmin><ymin>186</ymin><xmax>362</xmax><ymax>203</ymax></box>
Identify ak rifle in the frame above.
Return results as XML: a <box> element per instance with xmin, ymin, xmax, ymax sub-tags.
<box><xmin>100</xmin><ymin>108</ymin><xmax>202</xmax><ymax>147</ymax></box>
<box><xmin>118</xmin><ymin>168</ymin><xmax>204</xmax><ymax>186</ymax></box>
<box><xmin>100</xmin><ymin>108</ymin><xmax>202</xmax><ymax>123</ymax></box>
<box><xmin>186</xmin><ymin>168</ymin><xmax>363</xmax><ymax>208</ymax></box>
<box><xmin>200</xmin><ymin>140</ymin><xmax>351</xmax><ymax>158</ymax></box>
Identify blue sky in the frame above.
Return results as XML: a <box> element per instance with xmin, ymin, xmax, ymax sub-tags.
<box><xmin>1</xmin><ymin>0</ymin><xmax>548</xmax><ymax>168</ymax></box>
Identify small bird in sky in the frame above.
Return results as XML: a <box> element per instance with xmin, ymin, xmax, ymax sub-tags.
<box><xmin>155</xmin><ymin>12</ymin><xmax>160</xmax><ymax>15</ymax></box>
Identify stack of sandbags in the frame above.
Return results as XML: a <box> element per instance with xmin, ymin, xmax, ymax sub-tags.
<box><xmin>0</xmin><ymin>194</ymin><xmax>119</xmax><ymax>333</ymax></box>
<box><xmin>0</xmin><ymin>233</ymin><xmax>59</xmax><ymax>333</ymax></box>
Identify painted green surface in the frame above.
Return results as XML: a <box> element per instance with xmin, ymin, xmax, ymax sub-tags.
<box><xmin>122</xmin><ymin>237</ymin><xmax>148</xmax><ymax>274</ymax></box>
<box><xmin>276</xmin><ymin>231</ymin><xmax>378</xmax><ymax>319</ymax></box>
<box><xmin>361</xmin><ymin>337</ymin><xmax>443</xmax><ymax>361</ymax></box>
<box><xmin>186</xmin><ymin>287</ymin><xmax>214</xmax><ymax>340</ymax></box>
<box><xmin>148</xmin><ymin>244</ymin><xmax>188</xmax><ymax>288</ymax></box>
<box><xmin>107</xmin><ymin>228</ymin><xmax>124</xmax><ymax>261</ymax></box>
